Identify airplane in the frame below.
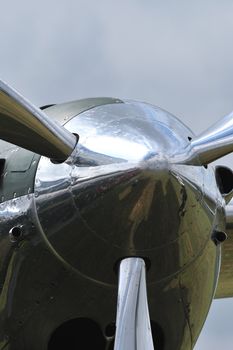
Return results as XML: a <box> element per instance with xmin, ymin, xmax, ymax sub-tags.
<box><xmin>0</xmin><ymin>79</ymin><xmax>232</xmax><ymax>350</ymax></box>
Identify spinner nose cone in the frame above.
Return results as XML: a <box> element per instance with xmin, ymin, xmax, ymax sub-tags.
<box><xmin>35</xmin><ymin>100</ymin><xmax>192</xmax><ymax>284</ymax></box>
<box><xmin>62</xmin><ymin>101</ymin><xmax>189</xmax><ymax>250</ymax></box>
<box><xmin>64</xmin><ymin>100</ymin><xmax>189</xmax><ymax>164</ymax></box>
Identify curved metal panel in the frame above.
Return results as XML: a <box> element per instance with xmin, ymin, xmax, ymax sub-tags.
<box><xmin>0</xmin><ymin>148</ymin><xmax>40</xmax><ymax>202</ymax></box>
<box><xmin>215</xmin><ymin>200</ymin><xmax>233</xmax><ymax>298</ymax></box>
<box><xmin>34</xmin><ymin>102</ymin><xmax>214</xmax><ymax>285</ymax></box>
<box><xmin>44</xmin><ymin>97</ymin><xmax>123</xmax><ymax>125</ymax></box>
<box><xmin>0</xmin><ymin>194</ymin><xmax>117</xmax><ymax>350</ymax></box>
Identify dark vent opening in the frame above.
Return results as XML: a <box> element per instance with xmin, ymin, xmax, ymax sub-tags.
<box><xmin>48</xmin><ymin>318</ymin><xmax>106</xmax><ymax>350</ymax></box>
<box><xmin>215</xmin><ymin>166</ymin><xmax>233</xmax><ymax>195</ymax></box>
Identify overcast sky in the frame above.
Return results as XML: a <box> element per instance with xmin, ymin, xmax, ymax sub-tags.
<box><xmin>1</xmin><ymin>1</ymin><xmax>233</xmax><ymax>348</ymax></box>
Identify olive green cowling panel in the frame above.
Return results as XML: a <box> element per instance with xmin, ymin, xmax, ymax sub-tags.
<box><xmin>0</xmin><ymin>98</ymin><xmax>123</xmax><ymax>202</ymax></box>
<box><xmin>0</xmin><ymin>140</ymin><xmax>40</xmax><ymax>202</ymax></box>
<box><xmin>215</xmin><ymin>227</ymin><xmax>233</xmax><ymax>298</ymax></box>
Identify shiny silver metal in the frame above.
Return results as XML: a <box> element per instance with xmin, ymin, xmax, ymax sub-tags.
<box><xmin>0</xmin><ymin>194</ymin><xmax>34</xmax><ymax>240</ymax></box>
<box><xmin>0</xmin><ymin>99</ymin><xmax>228</xmax><ymax>349</ymax></box>
<box><xmin>32</xmin><ymin>101</ymin><xmax>222</xmax><ymax>348</ymax></box>
<box><xmin>114</xmin><ymin>258</ymin><xmax>154</xmax><ymax>350</ymax></box>
<box><xmin>176</xmin><ymin>110</ymin><xmax>233</xmax><ymax>165</ymax></box>
<box><xmin>35</xmin><ymin>102</ymin><xmax>212</xmax><ymax>284</ymax></box>
<box><xmin>0</xmin><ymin>80</ymin><xmax>77</xmax><ymax>161</ymax></box>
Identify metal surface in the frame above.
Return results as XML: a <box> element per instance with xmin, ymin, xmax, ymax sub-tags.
<box><xmin>0</xmin><ymin>80</ymin><xmax>77</xmax><ymax>161</ymax></box>
<box><xmin>44</xmin><ymin>97</ymin><xmax>123</xmax><ymax>124</ymax></box>
<box><xmin>215</xmin><ymin>199</ymin><xmax>233</xmax><ymax>298</ymax></box>
<box><xmin>0</xmin><ymin>99</ymin><xmax>227</xmax><ymax>349</ymax></box>
<box><xmin>0</xmin><ymin>97</ymin><xmax>123</xmax><ymax>203</ymax></box>
<box><xmin>33</xmin><ymin>101</ymin><xmax>221</xmax><ymax>349</ymax></box>
<box><xmin>0</xmin><ymin>194</ymin><xmax>118</xmax><ymax>350</ymax></box>
<box><xmin>35</xmin><ymin>102</ymin><xmax>212</xmax><ymax>284</ymax></box>
<box><xmin>114</xmin><ymin>258</ymin><xmax>154</xmax><ymax>350</ymax></box>
<box><xmin>226</xmin><ymin>200</ymin><xmax>233</xmax><ymax>229</ymax></box>
<box><xmin>175</xmin><ymin>109</ymin><xmax>233</xmax><ymax>165</ymax></box>
<box><xmin>0</xmin><ymin>142</ymin><xmax>40</xmax><ymax>202</ymax></box>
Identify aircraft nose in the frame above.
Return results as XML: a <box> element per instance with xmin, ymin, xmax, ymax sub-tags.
<box><xmin>35</xmin><ymin>149</ymin><xmax>190</xmax><ymax>285</ymax></box>
<box><xmin>34</xmin><ymin>101</ymin><xmax>205</xmax><ymax>285</ymax></box>
<box><xmin>35</xmin><ymin>152</ymin><xmax>180</xmax><ymax>280</ymax></box>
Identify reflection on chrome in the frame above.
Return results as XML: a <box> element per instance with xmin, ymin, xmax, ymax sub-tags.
<box><xmin>114</xmin><ymin>258</ymin><xmax>154</xmax><ymax>350</ymax></box>
<box><xmin>0</xmin><ymin>98</ymin><xmax>228</xmax><ymax>349</ymax></box>
<box><xmin>34</xmin><ymin>101</ymin><xmax>221</xmax><ymax>287</ymax></box>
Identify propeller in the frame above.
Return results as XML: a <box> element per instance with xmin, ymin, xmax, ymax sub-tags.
<box><xmin>0</xmin><ymin>80</ymin><xmax>77</xmax><ymax>161</ymax></box>
<box><xmin>176</xmin><ymin>111</ymin><xmax>233</xmax><ymax>165</ymax></box>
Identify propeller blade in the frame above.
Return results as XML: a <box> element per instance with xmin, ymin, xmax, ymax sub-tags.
<box><xmin>0</xmin><ymin>80</ymin><xmax>77</xmax><ymax>161</ymax></box>
<box><xmin>114</xmin><ymin>258</ymin><xmax>154</xmax><ymax>350</ymax></box>
<box><xmin>177</xmin><ymin>111</ymin><xmax>233</xmax><ymax>165</ymax></box>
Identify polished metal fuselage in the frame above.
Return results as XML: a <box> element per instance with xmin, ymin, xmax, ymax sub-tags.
<box><xmin>0</xmin><ymin>101</ymin><xmax>224</xmax><ymax>349</ymax></box>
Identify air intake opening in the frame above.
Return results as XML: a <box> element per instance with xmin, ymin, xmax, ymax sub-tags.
<box><xmin>215</xmin><ymin>166</ymin><xmax>233</xmax><ymax>195</ymax></box>
<box><xmin>48</xmin><ymin>318</ymin><xmax>106</xmax><ymax>350</ymax></box>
